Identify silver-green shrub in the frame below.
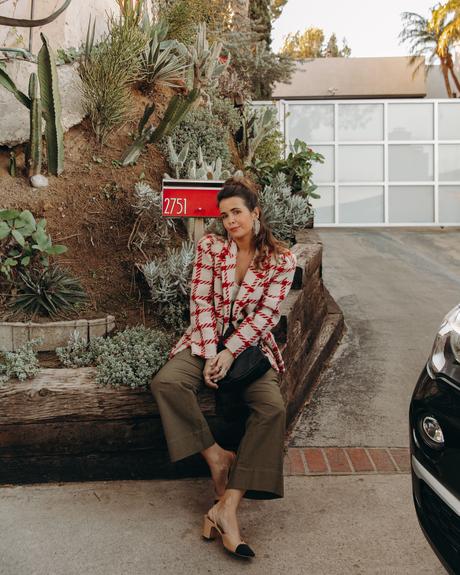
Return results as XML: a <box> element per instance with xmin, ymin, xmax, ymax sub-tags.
<box><xmin>0</xmin><ymin>337</ymin><xmax>42</xmax><ymax>384</ymax></box>
<box><xmin>161</xmin><ymin>106</ymin><xmax>232</xmax><ymax>177</ymax></box>
<box><xmin>141</xmin><ymin>242</ymin><xmax>195</xmax><ymax>331</ymax></box>
<box><xmin>259</xmin><ymin>173</ymin><xmax>313</xmax><ymax>243</ymax></box>
<box><xmin>56</xmin><ymin>326</ymin><xmax>172</xmax><ymax>389</ymax></box>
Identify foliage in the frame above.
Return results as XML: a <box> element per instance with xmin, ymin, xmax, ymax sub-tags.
<box><xmin>0</xmin><ymin>34</ymin><xmax>64</xmax><ymax>176</ymax></box>
<box><xmin>399</xmin><ymin>7</ymin><xmax>460</xmax><ymax>98</ymax></box>
<box><xmin>432</xmin><ymin>0</ymin><xmax>460</xmax><ymax>56</ymax></box>
<box><xmin>161</xmin><ymin>105</ymin><xmax>233</xmax><ymax>175</ymax></box>
<box><xmin>209</xmin><ymin>91</ymin><xmax>241</xmax><ymax>133</ymax></box>
<box><xmin>116</xmin><ymin>0</ymin><xmax>145</xmax><ymax>28</ymax></box>
<box><xmin>221</xmin><ymin>31</ymin><xmax>294</xmax><ymax>99</ymax></box>
<box><xmin>141</xmin><ymin>242</ymin><xmax>195</xmax><ymax>331</ymax></box>
<box><xmin>280</xmin><ymin>27</ymin><xmax>351</xmax><ymax>59</ymax></box>
<box><xmin>0</xmin><ymin>209</ymin><xmax>67</xmax><ymax>279</ymax></box>
<box><xmin>26</xmin><ymin>73</ymin><xmax>42</xmax><ymax>177</ymax></box>
<box><xmin>185</xmin><ymin>22</ymin><xmax>229</xmax><ymax>106</ymax></box>
<box><xmin>78</xmin><ymin>14</ymin><xmax>147</xmax><ymax>143</ymax></box>
<box><xmin>140</xmin><ymin>27</ymin><xmax>189</xmax><ymax>89</ymax></box>
<box><xmin>237</xmin><ymin>105</ymin><xmax>279</xmax><ymax>166</ymax></box>
<box><xmin>158</xmin><ymin>0</ymin><xmax>230</xmax><ymax>45</ymax></box>
<box><xmin>56</xmin><ymin>326</ymin><xmax>172</xmax><ymax>389</ymax></box>
<box><xmin>129</xmin><ymin>181</ymin><xmax>177</xmax><ymax>247</ymax></box>
<box><xmin>0</xmin><ymin>338</ymin><xmax>42</xmax><ymax>385</ymax></box>
<box><xmin>249</xmin><ymin>138</ymin><xmax>324</xmax><ymax>204</ymax></box>
<box><xmin>259</xmin><ymin>173</ymin><xmax>312</xmax><ymax>243</ymax></box>
<box><xmin>253</xmin><ymin>127</ymin><xmax>284</xmax><ymax>166</ymax></box>
<box><xmin>120</xmin><ymin>88</ymin><xmax>200</xmax><ymax>165</ymax></box>
<box><xmin>9</xmin><ymin>264</ymin><xmax>87</xmax><ymax>318</ymax></box>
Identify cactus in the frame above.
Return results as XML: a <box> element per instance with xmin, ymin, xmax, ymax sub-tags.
<box><xmin>27</xmin><ymin>74</ymin><xmax>43</xmax><ymax>177</ymax></box>
<box><xmin>166</xmin><ymin>137</ymin><xmax>190</xmax><ymax>178</ymax></box>
<box><xmin>37</xmin><ymin>33</ymin><xmax>64</xmax><ymax>176</ymax></box>
<box><xmin>238</xmin><ymin>106</ymin><xmax>278</xmax><ymax>166</ymax></box>
<box><xmin>120</xmin><ymin>88</ymin><xmax>200</xmax><ymax>166</ymax></box>
<box><xmin>186</xmin><ymin>23</ymin><xmax>229</xmax><ymax>108</ymax></box>
<box><xmin>187</xmin><ymin>147</ymin><xmax>230</xmax><ymax>180</ymax></box>
<box><xmin>0</xmin><ymin>35</ymin><xmax>64</xmax><ymax>177</ymax></box>
<box><xmin>8</xmin><ymin>152</ymin><xmax>16</xmax><ymax>177</ymax></box>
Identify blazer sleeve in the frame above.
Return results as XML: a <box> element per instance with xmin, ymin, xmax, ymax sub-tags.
<box><xmin>223</xmin><ymin>251</ymin><xmax>297</xmax><ymax>358</ymax></box>
<box><xmin>189</xmin><ymin>234</ymin><xmax>219</xmax><ymax>359</ymax></box>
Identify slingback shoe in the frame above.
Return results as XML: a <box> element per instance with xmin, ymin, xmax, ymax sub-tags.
<box><xmin>202</xmin><ymin>514</ymin><xmax>255</xmax><ymax>559</ymax></box>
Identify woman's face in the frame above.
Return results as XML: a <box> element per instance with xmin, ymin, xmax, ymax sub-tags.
<box><xmin>219</xmin><ymin>196</ymin><xmax>259</xmax><ymax>242</ymax></box>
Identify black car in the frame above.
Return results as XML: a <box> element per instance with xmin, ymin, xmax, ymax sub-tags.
<box><xmin>410</xmin><ymin>303</ymin><xmax>460</xmax><ymax>575</ymax></box>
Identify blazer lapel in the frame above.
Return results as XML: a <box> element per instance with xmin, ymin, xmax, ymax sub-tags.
<box><xmin>220</xmin><ymin>238</ymin><xmax>237</xmax><ymax>327</ymax></box>
<box><xmin>232</xmin><ymin>252</ymin><xmax>268</xmax><ymax>321</ymax></box>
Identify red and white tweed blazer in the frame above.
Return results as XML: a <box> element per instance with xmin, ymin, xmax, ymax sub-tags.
<box><xmin>169</xmin><ymin>233</ymin><xmax>297</xmax><ymax>373</ymax></box>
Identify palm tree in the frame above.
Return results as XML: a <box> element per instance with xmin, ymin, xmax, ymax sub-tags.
<box><xmin>400</xmin><ymin>8</ymin><xmax>460</xmax><ymax>98</ymax></box>
<box><xmin>432</xmin><ymin>0</ymin><xmax>460</xmax><ymax>91</ymax></box>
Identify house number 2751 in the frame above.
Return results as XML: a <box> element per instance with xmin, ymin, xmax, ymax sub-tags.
<box><xmin>163</xmin><ymin>197</ymin><xmax>187</xmax><ymax>216</ymax></box>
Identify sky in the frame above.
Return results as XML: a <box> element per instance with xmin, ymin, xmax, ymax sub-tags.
<box><xmin>271</xmin><ymin>0</ymin><xmax>438</xmax><ymax>57</ymax></box>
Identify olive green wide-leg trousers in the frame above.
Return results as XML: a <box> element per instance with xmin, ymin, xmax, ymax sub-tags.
<box><xmin>150</xmin><ymin>348</ymin><xmax>286</xmax><ymax>500</ymax></box>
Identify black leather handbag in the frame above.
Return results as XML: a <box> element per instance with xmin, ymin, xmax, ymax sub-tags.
<box><xmin>216</xmin><ymin>323</ymin><xmax>271</xmax><ymax>391</ymax></box>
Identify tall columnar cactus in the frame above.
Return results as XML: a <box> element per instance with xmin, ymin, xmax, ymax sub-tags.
<box><xmin>37</xmin><ymin>33</ymin><xmax>64</xmax><ymax>176</ymax></box>
<box><xmin>27</xmin><ymin>73</ymin><xmax>42</xmax><ymax>177</ymax></box>
<box><xmin>0</xmin><ymin>34</ymin><xmax>64</xmax><ymax>177</ymax></box>
<box><xmin>120</xmin><ymin>88</ymin><xmax>200</xmax><ymax>166</ymax></box>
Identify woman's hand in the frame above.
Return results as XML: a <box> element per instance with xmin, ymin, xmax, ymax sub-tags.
<box><xmin>203</xmin><ymin>358</ymin><xmax>219</xmax><ymax>389</ymax></box>
<box><xmin>203</xmin><ymin>349</ymin><xmax>235</xmax><ymax>388</ymax></box>
<box><xmin>210</xmin><ymin>349</ymin><xmax>235</xmax><ymax>382</ymax></box>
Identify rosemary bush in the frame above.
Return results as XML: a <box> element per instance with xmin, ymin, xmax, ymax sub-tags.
<box><xmin>0</xmin><ymin>337</ymin><xmax>42</xmax><ymax>384</ymax></box>
<box><xmin>56</xmin><ymin>327</ymin><xmax>172</xmax><ymax>389</ymax></box>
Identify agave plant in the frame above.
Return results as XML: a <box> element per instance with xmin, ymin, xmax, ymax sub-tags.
<box><xmin>10</xmin><ymin>265</ymin><xmax>88</xmax><ymax>318</ymax></box>
<box><xmin>141</xmin><ymin>30</ymin><xmax>189</xmax><ymax>88</ymax></box>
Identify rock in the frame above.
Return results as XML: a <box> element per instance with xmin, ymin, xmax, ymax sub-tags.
<box><xmin>30</xmin><ymin>174</ymin><xmax>49</xmax><ymax>188</ymax></box>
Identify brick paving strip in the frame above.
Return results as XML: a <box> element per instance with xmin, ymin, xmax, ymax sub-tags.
<box><xmin>284</xmin><ymin>447</ymin><xmax>411</xmax><ymax>476</ymax></box>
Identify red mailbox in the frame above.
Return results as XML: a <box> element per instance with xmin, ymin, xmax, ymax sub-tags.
<box><xmin>161</xmin><ymin>179</ymin><xmax>225</xmax><ymax>218</ymax></box>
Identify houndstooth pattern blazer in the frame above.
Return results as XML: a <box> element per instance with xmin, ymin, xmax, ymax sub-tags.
<box><xmin>169</xmin><ymin>233</ymin><xmax>297</xmax><ymax>373</ymax></box>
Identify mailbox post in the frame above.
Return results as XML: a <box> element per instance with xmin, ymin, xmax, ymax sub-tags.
<box><xmin>161</xmin><ymin>179</ymin><xmax>224</xmax><ymax>243</ymax></box>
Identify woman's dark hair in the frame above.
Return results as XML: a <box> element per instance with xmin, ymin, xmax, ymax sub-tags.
<box><xmin>217</xmin><ymin>174</ymin><xmax>288</xmax><ymax>269</ymax></box>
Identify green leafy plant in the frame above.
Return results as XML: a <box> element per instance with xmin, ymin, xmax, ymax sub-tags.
<box><xmin>237</xmin><ymin>105</ymin><xmax>279</xmax><ymax>166</ymax></box>
<box><xmin>9</xmin><ymin>264</ymin><xmax>87</xmax><ymax>318</ymax></box>
<box><xmin>141</xmin><ymin>242</ymin><xmax>195</xmax><ymax>331</ymax></box>
<box><xmin>56</xmin><ymin>326</ymin><xmax>172</xmax><ymax>389</ymax></box>
<box><xmin>0</xmin><ymin>209</ymin><xmax>67</xmax><ymax>279</ymax></box>
<box><xmin>249</xmin><ymin>138</ymin><xmax>324</xmax><ymax>205</ymax></box>
<box><xmin>0</xmin><ymin>337</ymin><xmax>43</xmax><ymax>385</ymax></box>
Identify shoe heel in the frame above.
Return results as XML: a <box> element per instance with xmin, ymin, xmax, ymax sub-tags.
<box><xmin>202</xmin><ymin>515</ymin><xmax>217</xmax><ymax>540</ymax></box>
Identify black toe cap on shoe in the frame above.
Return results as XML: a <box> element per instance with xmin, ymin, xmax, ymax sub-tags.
<box><xmin>235</xmin><ymin>543</ymin><xmax>255</xmax><ymax>558</ymax></box>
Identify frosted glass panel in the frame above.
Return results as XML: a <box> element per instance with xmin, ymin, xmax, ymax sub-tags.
<box><xmin>311</xmin><ymin>146</ymin><xmax>334</xmax><ymax>182</ymax></box>
<box><xmin>439</xmin><ymin>186</ymin><xmax>460</xmax><ymax>223</ymax></box>
<box><xmin>439</xmin><ymin>103</ymin><xmax>460</xmax><ymax>140</ymax></box>
<box><xmin>388</xmin><ymin>145</ymin><xmax>433</xmax><ymax>181</ymax></box>
<box><xmin>388</xmin><ymin>186</ymin><xmax>434</xmax><ymax>222</ymax></box>
<box><xmin>312</xmin><ymin>186</ymin><xmax>334</xmax><ymax>224</ymax></box>
<box><xmin>338</xmin><ymin>104</ymin><xmax>383</xmax><ymax>141</ymax></box>
<box><xmin>339</xmin><ymin>186</ymin><xmax>384</xmax><ymax>223</ymax></box>
<box><xmin>288</xmin><ymin>104</ymin><xmax>334</xmax><ymax>142</ymax></box>
<box><xmin>439</xmin><ymin>145</ymin><xmax>460</xmax><ymax>181</ymax></box>
<box><xmin>338</xmin><ymin>145</ymin><xmax>383</xmax><ymax>182</ymax></box>
<box><xmin>388</xmin><ymin>103</ymin><xmax>433</xmax><ymax>140</ymax></box>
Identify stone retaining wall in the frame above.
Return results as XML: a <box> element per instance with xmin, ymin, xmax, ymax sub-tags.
<box><xmin>0</xmin><ymin>230</ymin><xmax>344</xmax><ymax>484</ymax></box>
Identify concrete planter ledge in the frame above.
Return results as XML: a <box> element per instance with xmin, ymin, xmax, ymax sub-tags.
<box><xmin>0</xmin><ymin>231</ymin><xmax>344</xmax><ymax>484</ymax></box>
<box><xmin>0</xmin><ymin>315</ymin><xmax>116</xmax><ymax>352</ymax></box>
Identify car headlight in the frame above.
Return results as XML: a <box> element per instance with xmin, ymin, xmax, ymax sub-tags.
<box><xmin>429</xmin><ymin>304</ymin><xmax>460</xmax><ymax>379</ymax></box>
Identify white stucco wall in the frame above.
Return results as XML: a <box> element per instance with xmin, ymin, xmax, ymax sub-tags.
<box><xmin>0</xmin><ymin>0</ymin><xmax>115</xmax><ymax>53</ymax></box>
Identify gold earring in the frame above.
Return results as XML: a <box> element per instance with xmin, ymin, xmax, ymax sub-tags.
<box><xmin>253</xmin><ymin>218</ymin><xmax>260</xmax><ymax>235</ymax></box>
